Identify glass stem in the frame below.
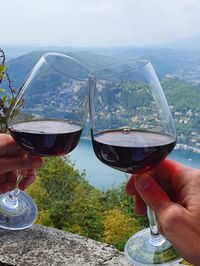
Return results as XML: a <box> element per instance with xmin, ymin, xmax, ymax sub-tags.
<box><xmin>2</xmin><ymin>171</ymin><xmax>23</xmax><ymax>211</ymax></box>
<box><xmin>9</xmin><ymin>188</ymin><xmax>20</xmax><ymax>199</ymax></box>
<box><xmin>147</xmin><ymin>206</ymin><xmax>166</xmax><ymax>247</ymax></box>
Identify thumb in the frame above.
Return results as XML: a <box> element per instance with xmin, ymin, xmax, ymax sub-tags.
<box><xmin>134</xmin><ymin>174</ymin><xmax>173</xmax><ymax>217</ymax></box>
<box><xmin>0</xmin><ymin>155</ymin><xmax>43</xmax><ymax>175</ymax></box>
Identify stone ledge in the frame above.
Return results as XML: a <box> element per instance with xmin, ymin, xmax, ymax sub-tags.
<box><xmin>0</xmin><ymin>224</ymin><xmax>129</xmax><ymax>266</ymax></box>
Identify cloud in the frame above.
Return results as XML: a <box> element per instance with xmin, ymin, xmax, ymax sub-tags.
<box><xmin>1</xmin><ymin>0</ymin><xmax>200</xmax><ymax>47</ymax></box>
<box><xmin>83</xmin><ymin>3</ymin><xmax>114</xmax><ymax>13</ymax></box>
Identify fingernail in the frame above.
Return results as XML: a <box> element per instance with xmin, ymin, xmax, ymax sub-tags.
<box><xmin>135</xmin><ymin>175</ymin><xmax>151</xmax><ymax>190</ymax></box>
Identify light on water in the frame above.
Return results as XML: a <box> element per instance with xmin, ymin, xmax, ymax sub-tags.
<box><xmin>69</xmin><ymin>138</ymin><xmax>200</xmax><ymax>191</ymax></box>
<box><xmin>122</xmin><ymin>128</ymin><xmax>131</xmax><ymax>134</ymax></box>
<box><xmin>170</xmin><ymin>149</ymin><xmax>200</xmax><ymax>170</ymax></box>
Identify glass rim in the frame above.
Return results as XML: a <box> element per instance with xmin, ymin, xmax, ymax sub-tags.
<box><xmin>42</xmin><ymin>51</ymin><xmax>91</xmax><ymax>81</ymax></box>
<box><xmin>95</xmin><ymin>59</ymin><xmax>152</xmax><ymax>78</ymax></box>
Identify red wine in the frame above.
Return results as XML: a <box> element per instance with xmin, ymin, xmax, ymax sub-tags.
<box><xmin>9</xmin><ymin>120</ymin><xmax>83</xmax><ymax>156</ymax></box>
<box><xmin>92</xmin><ymin>130</ymin><xmax>176</xmax><ymax>174</ymax></box>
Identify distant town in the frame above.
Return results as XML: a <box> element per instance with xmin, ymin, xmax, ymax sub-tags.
<box><xmin>4</xmin><ymin>47</ymin><xmax>200</xmax><ymax>154</ymax></box>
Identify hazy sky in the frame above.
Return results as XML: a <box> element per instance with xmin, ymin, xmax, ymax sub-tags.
<box><xmin>1</xmin><ymin>0</ymin><xmax>200</xmax><ymax>47</ymax></box>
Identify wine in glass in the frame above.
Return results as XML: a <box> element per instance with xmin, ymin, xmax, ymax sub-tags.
<box><xmin>0</xmin><ymin>52</ymin><xmax>90</xmax><ymax>230</ymax></box>
<box><xmin>89</xmin><ymin>60</ymin><xmax>182</xmax><ymax>265</ymax></box>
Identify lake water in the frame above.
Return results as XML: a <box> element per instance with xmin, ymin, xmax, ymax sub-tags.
<box><xmin>69</xmin><ymin>138</ymin><xmax>200</xmax><ymax>191</ymax></box>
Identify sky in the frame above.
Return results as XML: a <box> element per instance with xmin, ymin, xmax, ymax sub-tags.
<box><xmin>1</xmin><ymin>0</ymin><xmax>200</xmax><ymax>47</ymax></box>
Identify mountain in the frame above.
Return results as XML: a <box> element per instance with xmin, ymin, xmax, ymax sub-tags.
<box><xmin>1</xmin><ymin>46</ymin><xmax>82</xmax><ymax>59</ymax></box>
<box><xmin>3</xmin><ymin>32</ymin><xmax>200</xmax><ymax>59</ymax></box>
<box><xmin>3</xmin><ymin>43</ymin><xmax>200</xmax><ymax>91</ymax></box>
<box><xmin>5</xmin><ymin>50</ymin><xmax>118</xmax><ymax>91</ymax></box>
<box><xmin>90</xmin><ymin>47</ymin><xmax>200</xmax><ymax>83</ymax></box>
<box><xmin>157</xmin><ymin>34</ymin><xmax>200</xmax><ymax>51</ymax></box>
<box><xmin>3</xmin><ymin>48</ymin><xmax>200</xmax><ymax>149</ymax></box>
<box><xmin>6</xmin><ymin>51</ymin><xmax>45</xmax><ymax>89</ymax></box>
<box><xmin>3</xmin><ymin>47</ymin><xmax>200</xmax><ymax>94</ymax></box>
<box><xmin>1</xmin><ymin>46</ymin><xmax>41</xmax><ymax>59</ymax></box>
<box><xmin>3</xmin><ymin>33</ymin><xmax>200</xmax><ymax>85</ymax></box>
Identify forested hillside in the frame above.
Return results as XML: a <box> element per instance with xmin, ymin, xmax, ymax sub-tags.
<box><xmin>162</xmin><ymin>78</ymin><xmax>200</xmax><ymax>149</ymax></box>
<box><xmin>26</xmin><ymin>156</ymin><xmax>146</xmax><ymax>251</ymax></box>
<box><xmin>3</xmin><ymin>50</ymin><xmax>200</xmax><ymax>152</ymax></box>
<box><xmin>26</xmin><ymin>155</ymin><xmax>190</xmax><ymax>264</ymax></box>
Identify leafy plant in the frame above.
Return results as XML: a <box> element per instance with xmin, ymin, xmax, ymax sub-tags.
<box><xmin>0</xmin><ymin>48</ymin><xmax>16</xmax><ymax>132</ymax></box>
<box><xmin>103</xmin><ymin>207</ymin><xmax>141</xmax><ymax>251</ymax></box>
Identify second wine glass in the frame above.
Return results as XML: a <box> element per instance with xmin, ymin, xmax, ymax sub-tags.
<box><xmin>89</xmin><ymin>60</ymin><xmax>182</xmax><ymax>265</ymax></box>
<box><xmin>2</xmin><ymin>52</ymin><xmax>90</xmax><ymax>230</ymax></box>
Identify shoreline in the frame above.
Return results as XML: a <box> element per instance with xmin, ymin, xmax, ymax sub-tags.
<box><xmin>81</xmin><ymin>137</ymin><xmax>200</xmax><ymax>154</ymax></box>
<box><xmin>174</xmin><ymin>143</ymin><xmax>200</xmax><ymax>154</ymax></box>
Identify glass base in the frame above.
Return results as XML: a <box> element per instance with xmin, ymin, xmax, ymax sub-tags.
<box><xmin>124</xmin><ymin>228</ymin><xmax>182</xmax><ymax>265</ymax></box>
<box><xmin>0</xmin><ymin>190</ymin><xmax>38</xmax><ymax>230</ymax></box>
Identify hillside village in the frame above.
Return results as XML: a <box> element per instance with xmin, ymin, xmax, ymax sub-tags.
<box><xmin>4</xmin><ymin>49</ymin><xmax>200</xmax><ymax>154</ymax></box>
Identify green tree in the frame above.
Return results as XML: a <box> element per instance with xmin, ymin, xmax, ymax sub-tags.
<box><xmin>103</xmin><ymin>206</ymin><xmax>141</xmax><ymax>251</ymax></box>
<box><xmin>27</xmin><ymin>156</ymin><xmax>87</xmax><ymax>229</ymax></box>
<box><xmin>26</xmin><ymin>175</ymin><xmax>52</xmax><ymax>226</ymax></box>
<box><xmin>101</xmin><ymin>183</ymin><xmax>148</xmax><ymax>228</ymax></box>
<box><xmin>68</xmin><ymin>183</ymin><xmax>103</xmax><ymax>241</ymax></box>
<box><xmin>27</xmin><ymin>156</ymin><xmax>104</xmax><ymax>239</ymax></box>
<box><xmin>27</xmin><ymin>157</ymin><xmax>147</xmax><ymax>250</ymax></box>
<box><xmin>0</xmin><ymin>48</ymin><xmax>16</xmax><ymax>132</ymax></box>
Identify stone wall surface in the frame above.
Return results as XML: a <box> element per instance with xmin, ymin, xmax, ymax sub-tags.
<box><xmin>0</xmin><ymin>224</ymin><xmax>130</xmax><ymax>266</ymax></box>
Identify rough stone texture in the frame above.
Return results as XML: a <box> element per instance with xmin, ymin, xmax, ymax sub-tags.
<box><xmin>0</xmin><ymin>224</ymin><xmax>130</xmax><ymax>266</ymax></box>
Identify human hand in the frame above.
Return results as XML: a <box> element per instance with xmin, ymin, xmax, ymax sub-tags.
<box><xmin>0</xmin><ymin>134</ymin><xmax>43</xmax><ymax>193</ymax></box>
<box><xmin>125</xmin><ymin>159</ymin><xmax>200</xmax><ymax>265</ymax></box>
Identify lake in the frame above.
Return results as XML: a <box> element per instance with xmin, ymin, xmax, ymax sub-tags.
<box><xmin>69</xmin><ymin>138</ymin><xmax>200</xmax><ymax>191</ymax></box>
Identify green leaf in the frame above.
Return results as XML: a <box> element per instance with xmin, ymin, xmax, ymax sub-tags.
<box><xmin>0</xmin><ymin>65</ymin><xmax>6</xmax><ymax>72</ymax></box>
<box><xmin>0</xmin><ymin>88</ymin><xmax>6</xmax><ymax>93</ymax></box>
<box><xmin>8</xmin><ymin>98</ymin><xmax>13</xmax><ymax>105</ymax></box>
<box><xmin>0</xmin><ymin>65</ymin><xmax>6</xmax><ymax>79</ymax></box>
<box><xmin>2</xmin><ymin>95</ymin><xmax>7</xmax><ymax>101</ymax></box>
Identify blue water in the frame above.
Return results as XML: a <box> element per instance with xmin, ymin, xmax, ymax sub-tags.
<box><xmin>69</xmin><ymin>138</ymin><xmax>200</xmax><ymax>191</ymax></box>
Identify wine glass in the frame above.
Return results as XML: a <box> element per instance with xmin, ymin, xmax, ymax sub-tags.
<box><xmin>0</xmin><ymin>52</ymin><xmax>90</xmax><ymax>230</ymax></box>
<box><xmin>89</xmin><ymin>60</ymin><xmax>182</xmax><ymax>265</ymax></box>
